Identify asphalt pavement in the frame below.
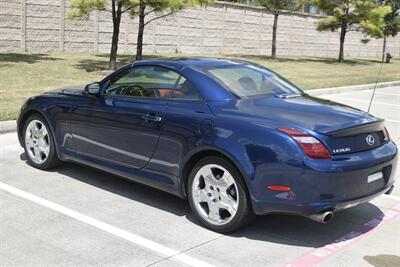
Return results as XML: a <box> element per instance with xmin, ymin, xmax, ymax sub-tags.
<box><xmin>1</xmin><ymin>87</ymin><xmax>399</xmax><ymax>267</ymax></box>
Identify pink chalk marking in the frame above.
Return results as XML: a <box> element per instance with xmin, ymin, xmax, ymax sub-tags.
<box><xmin>284</xmin><ymin>203</ymin><xmax>400</xmax><ymax>267</ymax></box>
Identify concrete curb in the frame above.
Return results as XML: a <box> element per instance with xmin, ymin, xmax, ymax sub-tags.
<box><xmin>0</xmin><ymin>120</ymin><xmax>17</xmax><ymax>134</ymax></box>
<box><xmin>1</xmin><ymin>80</ymin><xmax>399</xmax><ymax>134</ymax></box>
<box><xmin>307</xmin><ymin>80</ymin><xmax>400</xmax><ymax>96</ymax></box>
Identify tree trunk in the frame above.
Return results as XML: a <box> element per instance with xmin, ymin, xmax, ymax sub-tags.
<box><xmin>109</xmin><ymin>1</ymin><xmax>122</xmax><ymax>70</ymax></box>
<box><xmin>338</xmin><ymin>6</ymin><xmax>349</xmax><ymax>63</ymax></box>
<box><xmin>381</xmin><ymin>36</ymin><xmax>387</xmax><ymax>63</ymax></box>
<box><xmin>136</xmin><ymin>2</ymin><xmax>146</xmax><ymax>61</ymax></box>
<box><xmin>271</xmin><ymin>13</ymin><xmax>279</xmax><ymax>59</ymax></box>
<box><xmin>338</xmin><ymin>21</ymin><xmax>347</xmax><ymax>63</ymax></box>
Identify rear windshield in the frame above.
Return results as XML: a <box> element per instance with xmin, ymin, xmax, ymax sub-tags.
<box><xmin>204</xmin><ymin>64</ymin><xmax>302</xmax><ymax>97</ymax></box>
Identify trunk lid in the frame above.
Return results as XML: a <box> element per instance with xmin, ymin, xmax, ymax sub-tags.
<box><xmin>212</xmin><ymin>94</ymin><xmax>386</xmax><ymax>155</ymax></box>
<box><xmin>324</xmin><ymin>120</ymin><xmax>386</xmax><ymax>156</ymax></box>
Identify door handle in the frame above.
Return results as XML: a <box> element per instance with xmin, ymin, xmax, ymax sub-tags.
<box><xmin>142</xmin><ymin>113</ymin><xmax>162</xmax><ymax>122</ymax></box>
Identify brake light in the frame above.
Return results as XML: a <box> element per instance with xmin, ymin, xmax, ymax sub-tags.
<box><xmin>277</xmin><ymin>128</ymin><xmax>332</xmax><ymax>159</ymax></box>
<box><xmin>383</xmin><ymin>127</ymin><xmax>390</xmax><ymax>142</ymax></box>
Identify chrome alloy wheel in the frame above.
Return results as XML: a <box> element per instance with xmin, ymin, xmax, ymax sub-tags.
<box><xmin>191</xmin><ymin>164</ymin><xmax>239</xmax><ymax>225</ymax></box>
<box><xmin>25</xmin><ymin>120</ymin><xmax>50</xmax><ymax>164</ymax></box>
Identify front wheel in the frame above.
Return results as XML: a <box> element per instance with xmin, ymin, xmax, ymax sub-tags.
<box><xmin>23</xmin><ymin>114</ymin><xmax>60</xmax><ymax>170</ymax></box>
<box><xmin>188</xmin><ymin>156</ymin><xmax>254</xmax><ymax>233</ymax></box>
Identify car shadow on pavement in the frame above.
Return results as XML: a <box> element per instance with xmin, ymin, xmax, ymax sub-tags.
<box><xmin>57</xmin><ymin>162</ymin><xmax>191</xmax><ymax>217</ymax></box>
<box><xmin>20</xmin><ymin>153</ymin><xmax>385</xmax><ymax>248</ymax></box>
<box><xmin>19</xmin><ymin>153</ymin><xmax>190</xmax><ymax>217</ymax></box>
<box><xmin>230</xmin><ymin>203</ymin><xmax>384</xmax><ymax>247</ymax></box>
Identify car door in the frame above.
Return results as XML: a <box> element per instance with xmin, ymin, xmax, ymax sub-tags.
<box><xmin>70</xmin><ymin>65</ymin><xmax>181</xmax><ymax>169</ymax></box>
<box><xmin>145</xmin><ymin>75</ymin><xmax>215</xmax><ymax>177</ymax></box>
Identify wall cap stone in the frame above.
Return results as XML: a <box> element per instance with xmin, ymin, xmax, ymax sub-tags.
<box><xmin>214</xmin><ymin>1</ymin><xmax>328</xmax><ymax>18</ymax></box>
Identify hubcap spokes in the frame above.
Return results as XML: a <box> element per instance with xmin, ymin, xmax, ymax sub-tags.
<box><xmin>192</xmin><ymin>164</ymin><xmax>239</xmax><ymax>225</ymax></box>
<box><xmin>25</xmin><ymin>120</ymin><xmax>50</xmax><ymax>164</ymax></box>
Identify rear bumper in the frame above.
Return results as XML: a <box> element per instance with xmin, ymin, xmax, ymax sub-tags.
<box><xmin>251</xmin><ymin>141</ymin><xmax>398</xmax><ymax>216</ymax></box>
<box><xmin>253</xmin><ymin>183</ymin><xmax>394</xmax><ymax>216</ymax></box>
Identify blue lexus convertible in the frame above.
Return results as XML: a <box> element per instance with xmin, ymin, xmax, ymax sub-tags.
<box><xmin>17</xmin><ymin>58</ymin><xmax>398</xmax><ymax>233</ymax></box>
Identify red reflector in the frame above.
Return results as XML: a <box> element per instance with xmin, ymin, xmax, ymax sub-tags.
<box><xmin>277</xmin><ymin>127</ymin><xmax>332</xmax><ymax>159</ymax></box>
<box><xmin>266</xmin><ymin>185</ymin><xmax>292</xmax><ymax>192</ymax></box>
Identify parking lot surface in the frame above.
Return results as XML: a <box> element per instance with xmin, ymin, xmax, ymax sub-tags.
<box><xmin>1</xmin><ymin>86</ymin><xmax>399</xmax><ymax>267</ymax></box>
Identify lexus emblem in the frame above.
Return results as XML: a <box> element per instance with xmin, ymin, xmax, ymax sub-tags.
<box><xmin>366</xmin><ymin>134</ymin><xmax>375</xmax><ymax>146</ymax></box>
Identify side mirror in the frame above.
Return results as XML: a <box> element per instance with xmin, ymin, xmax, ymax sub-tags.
<box><xmin>84</xmin><ymin>82</ymin><xmax>100</xmax><ymax>95</ymax></box>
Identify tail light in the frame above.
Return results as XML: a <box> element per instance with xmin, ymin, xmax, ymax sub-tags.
<box><xmin>278</xmin><ymin>128</ymin><xmax>331</xmax><ymax>159</ymax></box>
<box><xmin>383</xmin><ymin>127</ymin><xmax>390</xmax><ymax>142</ymax></box>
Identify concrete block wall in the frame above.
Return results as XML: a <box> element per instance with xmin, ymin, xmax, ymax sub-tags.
<box><xmin>0</xmin><ymin>0</ymin><xmax>23</xmax><ymax>51</ymax></box>
<box><xmin>0</xmin><ymin>0</ymin><xmax>399</xmax><ymax>57</ymax></box>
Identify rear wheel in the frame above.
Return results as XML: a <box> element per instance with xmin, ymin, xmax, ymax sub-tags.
<box><xmin>23</xmin><ymin>114</ymin><xmax>60</xmax><ymax>170</ymax></box>
<box><xmin>188</xmin><ymin>156</ymin><xmax>253</xmax><ymax>233</ymax></box>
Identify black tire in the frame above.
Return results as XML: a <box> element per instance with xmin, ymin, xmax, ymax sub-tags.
<box><xmin>187</xmin><ymin>156</ymin><xmax>254</xmax><ymax>233</ymax></box>
<box><xmin>23</xmin><ymin>114</ymin><xmax>60</xmax><ymax>170</ymax></box>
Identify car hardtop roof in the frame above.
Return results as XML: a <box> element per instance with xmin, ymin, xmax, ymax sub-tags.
<box><xmin>133</xmin><ymin>57</ymin><xmax>252</xmax><ymax>71</ymax></box>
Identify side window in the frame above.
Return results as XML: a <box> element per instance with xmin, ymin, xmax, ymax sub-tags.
<box><xmin>104</xmin><ymin>66</ymin><xmax>201</xmax><ymax>100</ymax></box>
<box><xmin>171</xmin><ymin>76</ymin><xmax>202</xmax><ymax>100</ymax></box>
<box><xmin>105</xmin><ymin>66</ymin><xmax>180</xmax><ymax>98</ymax></box>
<box><xmin>208</xmin><ymin>67</ymin><xmax>263</xmax><ymax>96</ymax></box>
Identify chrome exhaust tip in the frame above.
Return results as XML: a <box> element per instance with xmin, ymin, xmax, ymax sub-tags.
<box><xmin>308</xmin><ymin>211</ymin><xmax>334</xmax><ymax>224</ymax></box>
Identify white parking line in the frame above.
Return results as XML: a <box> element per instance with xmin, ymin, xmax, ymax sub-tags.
<box><xmin>0</xmin><ymin>182</ymin><xmax>214</xmax><ymax>267</ymax></box>
<box><xmin>325</xmin><ymin>97</ymin><xmax>400</xmax><ymax>108</ymax></box>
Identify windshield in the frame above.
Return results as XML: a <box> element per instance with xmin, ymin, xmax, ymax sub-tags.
<box><xmin>205</xmin><ymin>64</ymin><xmax>302</xmax><ymax>97</ymax></box>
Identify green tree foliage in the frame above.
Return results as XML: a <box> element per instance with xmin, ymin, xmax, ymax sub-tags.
<box><xmin>375</xmin><ymin>0</ymin><xmax>400</xmax><ymax>62</ymax></box>
<box><xmin>68</xmin><ymin>0</ymin><xmax>141</xmax><ymax>70</ymax></box>
<box><xmin>255</xmin><ymin>1</ymin><xmax>303</xmax><ymax>59</ymax></box>
<box><xmin>68</xmin><ymin>1</ymin><xmax>212</xmax><ymax>67</ymax></box>
<box><xmin>311</xmin><ymin>0</ymin><xmax>391</xmax><ymax>62</ymax></box>
<box><xmin>382</xmin><ymin>0</ymin><xmax>400</xmax><ymax>37</ymax></box>
<box><xmin>223</xmin><ymin>0</ymin><xmax>255</xmax><ymax>3</ymax></box>
<box><xmin>132</xmin><ymin>0</ymin><xmax>213</xmax><ymax>61</ymax></box>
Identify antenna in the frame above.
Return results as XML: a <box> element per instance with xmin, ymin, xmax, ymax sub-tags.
<box><xmin>367</xmin><ymin>59</ymin><xmax>385</xmax><ymax>113</ymax></box>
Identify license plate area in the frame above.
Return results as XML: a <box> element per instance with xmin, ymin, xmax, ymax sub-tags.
<box><xmin>368</xmin><ymin>171</ymin><xmax>383</xmax><ymax>183</ymax></box>
<box><xmin>367</xmin><ymin>171</ymin><xmax>385</xmax><ymax>193</ymax></box>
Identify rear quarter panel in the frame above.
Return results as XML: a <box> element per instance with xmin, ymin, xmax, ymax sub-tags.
<box><xmin>204</xmin><ymin>101</ymin><xmax>305</xmax><ymax>199</ymax></box>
